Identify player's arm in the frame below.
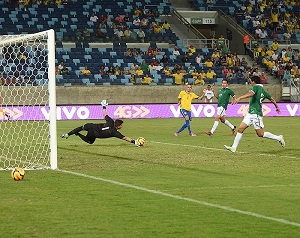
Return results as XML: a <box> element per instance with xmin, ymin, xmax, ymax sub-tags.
<box><xmin>178</xmin><ymin>97</ymin><xmax>181</xmax><ymax>106</ymax></box>
<box><xmin>270</xmin><ymin>97</ymin><xmax>280</xmax><ymax>113</ymax></box>
<box><xmin>199</xmin><ymin>89</ymin><xmax>205</xmax><ymax>100</ymax></box>
<box><xmin>233</xmin><ymin>91</ymin><xmax>254</xmax><ymax>104</ymax></box>
<box><xmin>122</xmin><ymin>136</ymin><xmax>140</xmax><ymax>147</ymax></box>
<box><xmin>103</xmin><ymin>107</ymin><xmax>107</xmax><ymax>117</ymax></box>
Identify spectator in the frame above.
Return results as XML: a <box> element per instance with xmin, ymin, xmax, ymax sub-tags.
<box><xmin>160</xmin><ymin>54</ymin><xmax>169</xmax><ymax>64</ymax></box>
<box><xmin>195</xmin><ymin>53</ymin><xmax>202</xmax><ymax>64</ymax></box>
<box><xmin>260</xmin><ymin>72</ymin><xmax>268</xmax><ymax>84</ymax></box>
<box><xmin>135</xmin><ymin>66</ymin><xmax>144</xmax><ymax>77</ymax></box>
<box><xmin>114</xmin><ymin>28</ymin><xmax>124</xmax><ymax>40</ymax></box>
<box><xmin>146</xmin><ymin>47</ymin><xmax>154</xmax><ymax>57</ymax></box>
<box><xmin>82</xmin><ymin>27</ymin><xmax>91</xmax><ymax>41</ymax></box>
<box><xmin>114</xmin><ymin>14</ymin><xmax>124</xmax><ymax>24</ymax></box>
<box><xmin>106</xmin><ymin>66</ymin><xmax>115</xmax><ymax>75</ymax></box>
<box><xmin>124</xmin><ymin>27</ymin><xmax>132</xmax><ymax>41</ymax></box>
<box><xmin>140</xmin><ymin>60</ymin><xmax>149</xmax><ymax>72</ymax></box>
<box><xmin>204</xmin><ymin>58</ymin><xmax>214</xmax><ymax>68</ymax></box>
<box><xmin>172</xmin><ymin>46</ymin><xmax>180</xmax><ymax>56</ymax></box>
<box><xmin>90</xmin><ymin>13</ymin><xmax>98</xmax><ymax>22</ymax></box>
<box><xmin>235</xmin><ymin>69</ymin><xmax>245</xmax><ymax>83</ymax></box>
<box><xmin>55</xmin><ymin>66</ymin><xmax>61</xmax><ymax>75</ymax></box>
<box><xmin>206</xmin><ymin>68</ymin><xmax>217</xmax><ymax>81</ymax></box>
<box><xmin>133</xmin><ymin>17</ymin><xmax>141</xmax><ymax>27</ymax></box>
<box><xmin>58</xmin><ymin>61</ymin><xmax>65</xmax><ymax>71</ymax></box>
<box><xmin>226</xmin><ymin>68</ymin><xmax>234</xmax><ymax>81</ymax></box>
<box><xmin>75</xmin><ymin>28</ymin><xmax>83</xmax><ymax>42</ymax></box>
<box><xmin>181</xmin><ymin>54</ymin><xmax>189</xmax><ymax>63</ymax></box>
<box><xmin>95</xmin><ymin>28</ymin><xmax>107</xmax><ymax>39</ymax></box>
<box><xmin>61</xmin><ymin>65</ymin><xmax>70</xmax><ymax>75</ymax></box>
<box><xmin>140</xmin><ymin>18</ymin><xmax>148</xmax><ymax>26</ymax></box>
<box><xmin>137</xmin><ymin>28</ymin><xmax>145</xmax><ymax>43</ymax></box>
<box><xmin>115</xmin><ymin>65</ymin><xmax>121</xmax><ymax>76</ymax></box>
<box><xmin>81</xmin><ymin>65</ymin><xmax>91</xmax><ymax>76</ymax></box>
<box><xmin>122</xmin><ymin>67</ymin><xmax>130</xmax><ymax>75</ymax></box>
<box><xmin>141</xmin><ymin>74</ymin><xmax>153</xmax><ymax>84</ymax></box>
<box><xmin>134</xmin><ymin>7</ymin><xmax>142</xmax><ymax>16</ymax></box>
<box><xmin>172</xmin><ymin>70</ymin><xmax>186</xmax><ymax>85</ymax></box>
<box><xmin>123</xmin><ymin>13</ymin><xmax>131</xmax><ymax>22</ymax></box>
<box><xmin>99</xmin><ymin>65</ymin><xmax>106</xmax><ymax>75</ymax></box>
<box><xmin>162</xmin><ymin>21</ymin><xmax>170</xmax><ymax>30</ymax></box>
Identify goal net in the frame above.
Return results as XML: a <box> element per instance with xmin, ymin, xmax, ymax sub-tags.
<box><xmin>0</xmin><ymin>29</ymin><xmax>57</xmax><ymax>170</ymax></box>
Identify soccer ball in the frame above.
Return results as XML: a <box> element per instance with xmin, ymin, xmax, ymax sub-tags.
<box><xmin>136</xmin><ymin>137</ymin><xmax>145</xmax><ymax>146</ymax></box>
<box><xmin>11</xmin><ymin>167</ymin><xmax>26</xmax><ymax>181</ymax></box>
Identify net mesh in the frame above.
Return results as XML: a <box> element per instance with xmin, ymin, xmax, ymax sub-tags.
<box><xmin>0</xmin><ymin>32</ymin><xmax>52</xmax><ymax>170</ymax></box>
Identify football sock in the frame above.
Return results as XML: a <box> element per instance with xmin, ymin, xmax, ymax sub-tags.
<box><xmin>223</xmin><ymin>120</ymin><xmax>234</xmax><ymax>129</ymax></box>
<box><xmin>232</xmin><ymin>132</ymin><xmax>243</xmax><ymax>149</ymax></box>
<box><xmin>211</xmin><ymin>121</ymin><xmax>219</xmax><ymax>134</ymax></box>
<box><xmin>185</xmin><ymin>119</ymin><xmax>191</xmax><ymax>133</ymax></box>
<box><xmin>177</xmin><ymin>124</ymin><xmax>187</xmax><ymax>133</ymax></box>
<box><xmin>263</xmin><ymin>132</ymin><xmax>281</xmax><ymax>141</ymax></box>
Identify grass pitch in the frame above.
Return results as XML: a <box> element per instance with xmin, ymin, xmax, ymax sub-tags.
<box><xmin>1</xmin><ymin>117</ymin><xmax>300</xmax><ymax>238</ymax></box>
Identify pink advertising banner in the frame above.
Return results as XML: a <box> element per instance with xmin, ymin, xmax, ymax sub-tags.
<box><xmin>2</xmin><ymin>103</ymin><xmax>299</xmax><ymax>121</ymax></box>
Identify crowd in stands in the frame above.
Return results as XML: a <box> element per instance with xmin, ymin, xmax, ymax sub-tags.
<box><xmin>253</xmin><ymin>39</ymin><xmax>300</xmax><ymax>85</ymax></box>
<box><xmin>52</xmin><ymin>44</ymin><xmax>257</xmax><ymax>86</ymax></box>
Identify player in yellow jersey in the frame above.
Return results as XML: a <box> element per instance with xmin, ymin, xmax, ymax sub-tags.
<box><xmin>174</xmin><ymin>84</ymin><xmax>202</xmax><ymax>136</ymax></box>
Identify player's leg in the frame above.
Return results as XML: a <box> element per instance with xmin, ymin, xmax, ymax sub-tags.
<box><xmin>255</xmin><ymin>117</ymin><xmax>285</xmax><ymax>147</ymax></box>
<box><xmin>76</xmin><ymin>131</ymin><xmax>96</xmax><ymax>144</ymax></box>
<box><xmin>175</xmin><ymin>110</ymin><xmax>195</xmax><ymax>136</ymax></box>
<box><xmin>206</xmin><ymin>114</ymin><xmax>220</xmax><ymax>136</ymax></box>
<box><xmin>224</xmin><ymin>114</ymin><xmax>251</xmax><ymax>152</ymax></box>
<box><xmin>60</xmin><ymin>123</ymin><xmax>91</xmax><ymax>139</ymax></box>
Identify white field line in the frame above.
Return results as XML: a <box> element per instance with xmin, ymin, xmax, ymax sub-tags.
<box><xmin>163</xmin><ymin>184</ymin><xmax>300</xmax><ymax>191</ymax></box>
<box><xmin>59</xmin><ymin>169</ymin><xmax>300</xmax><ymax>228</ymax></box>
<box><xmin>149</xmin><ymin>141</ymin><xmax>300</xmax><ymax>160</ymax></box>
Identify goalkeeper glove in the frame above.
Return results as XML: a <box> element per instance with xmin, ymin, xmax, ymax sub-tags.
<box><xmin>101</xmin><ymin>100</ymin><xmax>108</xmax><ymax>108</ymax></box>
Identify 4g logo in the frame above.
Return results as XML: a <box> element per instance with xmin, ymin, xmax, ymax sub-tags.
<box><xmin>113</xmin><ymin>106</ymin><xmax>150</xmax><ymax>118</ymax></box>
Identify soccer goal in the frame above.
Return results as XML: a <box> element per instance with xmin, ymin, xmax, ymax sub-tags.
<box><xmin>0</xmin><ymin>29</ymin><xmax>57</xmax><ymax>170</ymax></box>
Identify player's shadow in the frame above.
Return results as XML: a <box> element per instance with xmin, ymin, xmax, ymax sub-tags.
<box><xmin>59</xmin><ymin>145</ymin><xmax>240</xmax><ymax>177</ymax></box>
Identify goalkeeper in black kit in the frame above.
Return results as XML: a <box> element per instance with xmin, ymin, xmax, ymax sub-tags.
<box><xmin>60</xmin><ymin>100</ymin><xmax>140</xmax><ymax>146</ymax></box>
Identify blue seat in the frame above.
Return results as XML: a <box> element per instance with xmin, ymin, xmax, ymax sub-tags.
<box><xmin>82</xmin><ymin>78</ymin><xmax>90</xmax><ymax>84</ymax></box>
<box><xmin>56</xmin><ymin>75</ymin><xmax>63</xmax><ymax>83</ymax></box>
<box><xmin>72</xmin><ymin>59</ymin><xmax>81</xmax><ymax>65</ymax></box>
<box><xmin>102</xmin><ymin>59</ymin><xmax>110</xmax><ymax>64</ymax></box>
<box><xmin>70</xmin><ymin>11</ymin><xmax>77</xmax><ymax>17</ymax></box>
<box><xmin>84</xmin><ymin>55</ymin><xmax>92</xmax><ymax>62</ymax></box>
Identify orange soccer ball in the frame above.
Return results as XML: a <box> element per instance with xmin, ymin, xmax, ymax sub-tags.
<box><xmin>11</xmin><ymin>167</ymin><xmax>26</xmax><ymax>181</ymax></box>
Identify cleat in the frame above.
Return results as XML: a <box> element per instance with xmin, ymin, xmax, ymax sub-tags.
<box><xmin>189</xmin><ymin>132</ymin><xmax>197</xmax><ymax>136</ymax></box>
<box><xmin>205</xmin><ymin>131</ymin><xmax>213</xmax><ymax>137</ymax></box>
<box><xmin>224</xmin><ymin>145</ymin><xmax>236</xmax><ymax>153</ymax></box>
<box><xmin>174</xmin><ymin>132</ymin><xmax>179</xmax><ymax>137</ymax></box>
<box><xmin>60</xmin><ymin>134</ymin><xmax>69</xmax><ymax>139</ymax></box>
<box><xmin>278</xmin><ymin>135</ymin><xmax>285</xmax><ymax>148</ymax></box>
<box><xmin>232</xmin><ymin>126</ymin><xmax>236</xmax><ymax>135</ymax></box>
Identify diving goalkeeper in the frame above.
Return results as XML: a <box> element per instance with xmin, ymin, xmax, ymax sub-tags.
<box><xmin>60</xmin><ymin>100</ymin><xmax>140</xmax><ymax>146</ymax></box>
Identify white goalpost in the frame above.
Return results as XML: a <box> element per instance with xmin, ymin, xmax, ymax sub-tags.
<box><xmin>0</xmin><ymin>29</ymin><xmax>57</xmax><ymax>170</ymax></box>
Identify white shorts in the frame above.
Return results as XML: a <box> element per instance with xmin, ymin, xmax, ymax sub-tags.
<box><xmin>242</xmin><ymin>113</ymin><xmax>264</xmax><ymax>130</ymax></box>
<box><xmin>216</xmin><ymin>106</ymin><xmax>226</xmax><ymax>117</ymax></box>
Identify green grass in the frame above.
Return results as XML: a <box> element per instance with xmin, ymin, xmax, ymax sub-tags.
<box><xmin>1</xmin><ymin>117</ymin><xmax>300</xmax><ymax>237</ymax></box>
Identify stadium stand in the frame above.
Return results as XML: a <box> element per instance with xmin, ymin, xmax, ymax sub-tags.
<box><xmin>1</xmin><ymin>0</ymin><xmax>299</xmax><ymax>87</ymax></box>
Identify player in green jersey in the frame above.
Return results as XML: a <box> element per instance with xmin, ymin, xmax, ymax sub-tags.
<box><xmin>224</xmin><ymin>76</ymin><xmax>285</xmax><ymax>152</ymax></box>
<box><xmin>205</xmin><ymin>79</ymin><xmax>236</xmax><ymax>136</ymax></box>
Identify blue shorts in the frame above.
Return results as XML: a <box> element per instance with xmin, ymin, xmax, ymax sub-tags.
<box><xmin>180</xmin><ymin>109</ymin><xmax>192</xmax><ymax>121</ymax></box>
